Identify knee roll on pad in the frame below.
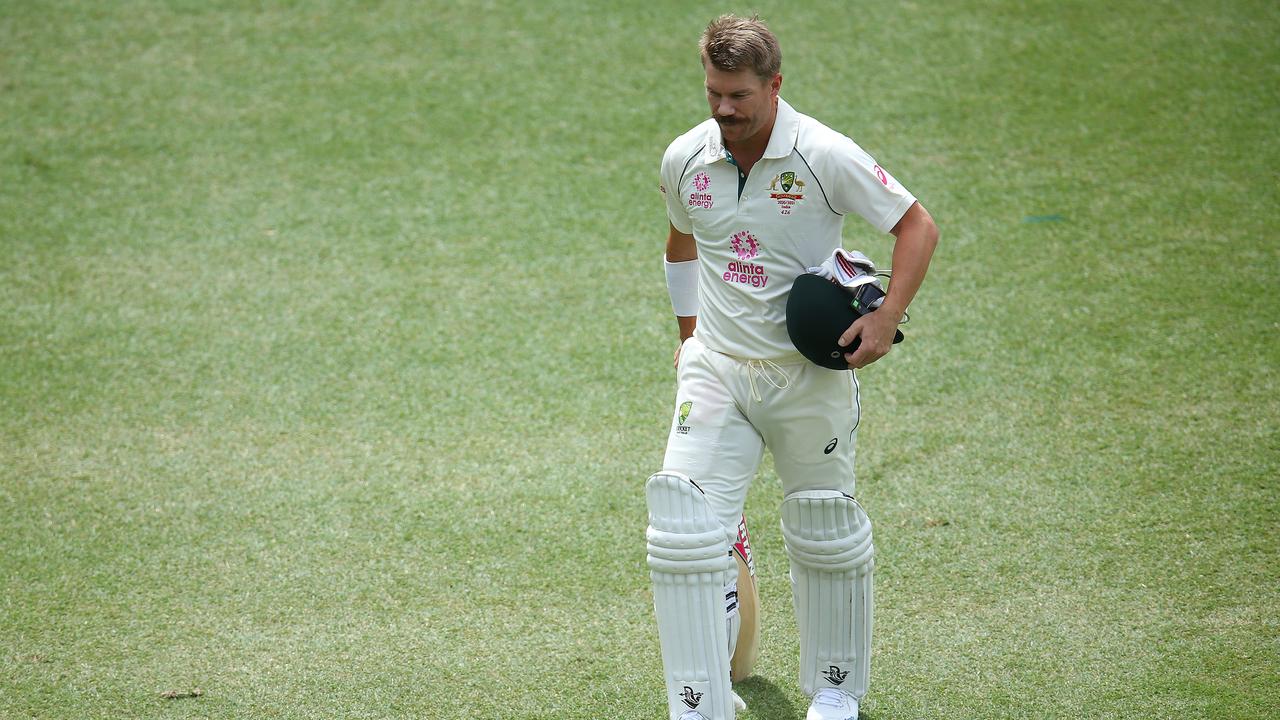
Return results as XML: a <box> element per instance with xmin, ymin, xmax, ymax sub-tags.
<box><xmin>781</xmin><ymin>490</ymin><xmax>874</xmax><ymax>699</ymax></box>
<box><xmin>647</xmin><ymin>472</ymin><xmax>737</xmax><ymax>720</ymax></box>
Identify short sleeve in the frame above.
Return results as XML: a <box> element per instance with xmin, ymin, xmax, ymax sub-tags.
<box><xmin>823</xmin><ymin>137</ymin><xmax>917</xmax><ymax>234</ymax></box>
<box><xmin>660</xmin><ymin>142</ymin><xmax>693</xmax><ymax>235</ymax></box>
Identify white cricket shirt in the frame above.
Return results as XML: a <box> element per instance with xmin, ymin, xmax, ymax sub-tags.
<box><xmin>661</xmin><ymin>98</ymin><xmax>916</xmax><ymax>361</ymax></box>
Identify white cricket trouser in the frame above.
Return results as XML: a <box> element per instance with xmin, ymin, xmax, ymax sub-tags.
<box><xmin>663</xmin><ymin>336</ymin><xmax>861</xmax><ymax>531</ymax></box>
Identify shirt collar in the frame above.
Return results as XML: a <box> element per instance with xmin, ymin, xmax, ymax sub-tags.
<box><xmin>703</xmin><ymin>96</ymin><xmax>800</xmax><ymax>164</ymax></box>
<box><xmin>763</xmin><ymin>97</ymin><xmax>800</xmax><ymax>159</ymax></box>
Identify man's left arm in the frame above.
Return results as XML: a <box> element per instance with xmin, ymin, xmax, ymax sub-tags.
<box><xmin>841</xmin><ymin>201</ymin><xmax>939</xmax><ymax>369</ymax></box>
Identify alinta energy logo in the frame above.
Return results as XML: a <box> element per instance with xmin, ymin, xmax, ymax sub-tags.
<box><xmin>689</xmin><ymin>171</ymin><xmax>713</xmax><ymax>209</ymax></box>
<box><xmin>768</xmin><ymin>170</ymin><xmax>806</xmax><ymax>215</ymax></box>
<box><xmin>725</xmin><ymin>231</ymin><xmax>769</xmax><ymax>289</ymax></box>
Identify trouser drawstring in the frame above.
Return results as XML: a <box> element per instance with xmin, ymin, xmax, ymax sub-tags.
<box><xmin>745</xmin><ymin>358</ymin><xmax>791</xmax><ymax>402</ymax></box>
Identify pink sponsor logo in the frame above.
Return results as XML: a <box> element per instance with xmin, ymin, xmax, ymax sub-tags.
<box><xmin>689</xmin><ymin>172</ymin><xmax>713</xmax><ymax>208</ymax></box>
<box><xmin>689</xmin><ymin>192</ymin><xmax>713</xmax><ymax>209</ymax></box>
<box><xmin>730</xmin><ymin>230</ymin><xmax>759</xmax><ymax>260</ymax></box>
<box><xmin>873</xmin><ymin>164</ymin><xmax>895</xmax><ymax>189</ymax></box>
<box><xmin>724</xmin><ymin>231</ymin><xmax>769</xmax><ymax>288</ymax></box>
<box><xmin>723</xmin><ymin>260</ymin><xmax>769</xmax><ymax>288</ymax></box>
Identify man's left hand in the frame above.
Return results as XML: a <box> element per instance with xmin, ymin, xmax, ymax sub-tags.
<box><xmin>840</xmin><ymin>308</ymin><xmax>902</xmax><ymax>369</ymax></box>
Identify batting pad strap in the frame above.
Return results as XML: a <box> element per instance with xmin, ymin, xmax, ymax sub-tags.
<box><xmin>664</xmin><ymin>256</ymin><xmax>700</xmax><ymax>317</ymax></box>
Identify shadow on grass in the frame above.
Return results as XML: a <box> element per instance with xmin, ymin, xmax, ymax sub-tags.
<box><xmin>735</xmin><ymin>676</ymin><xmax>801</xmax><ymax>719</ymax></box>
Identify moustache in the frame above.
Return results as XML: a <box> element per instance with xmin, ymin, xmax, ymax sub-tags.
<box><xmin>716</xmin><ymin>116</ymin><xmax>743</xmax><ymax>126</ymax></box>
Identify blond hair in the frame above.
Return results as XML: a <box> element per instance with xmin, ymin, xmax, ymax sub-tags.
<box><xmin>699</xmin><ymin>14</ymin><xmax>782</xmax><ymax>81</ymax></box>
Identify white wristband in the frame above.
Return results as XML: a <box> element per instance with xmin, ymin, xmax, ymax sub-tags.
<box><xmin>664</xmin><ymin>256</ymin><xmax>699</xmax><ymax>317</ymax></box>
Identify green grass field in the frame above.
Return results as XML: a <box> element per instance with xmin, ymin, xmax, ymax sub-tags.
<box><xmin>2</xmin><ymin>1</ymin><xmax>1277</xmax><ymax>718</ymax></box>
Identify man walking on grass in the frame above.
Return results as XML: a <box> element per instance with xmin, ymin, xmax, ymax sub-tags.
<box><xmin>646</xmin><ymin>14</ymin><xmax>939</xmax><ymax>720</ymax></box>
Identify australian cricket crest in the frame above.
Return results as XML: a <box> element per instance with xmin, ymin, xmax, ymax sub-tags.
<box><xmin>768</xmin><ymin>170</ymin><xmax>806</xmax><ymax>215</ymax></box>
<box><xmin>676</xmin><ymin>401</ymin><xmax>692</xmax><ymax>435</ymax></box>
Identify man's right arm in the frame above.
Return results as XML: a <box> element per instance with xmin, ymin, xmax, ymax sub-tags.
<box><xmin>666</xmin><ymin>223</ymin><xmax>698</xmax><ymax>342</ymax></box>
<box><xmin>659</xmin><ymin>138</ymin><xmax>698</xmax><ymax>362</ymax></box>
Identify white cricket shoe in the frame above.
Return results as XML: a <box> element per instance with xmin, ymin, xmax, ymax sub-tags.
<box><xmin>806</xmin><ymin>687</ymin><xmax>859</xmax><ymax>720</ymax></box>
<box><xmin>732</xmin><ymin>690</ymin><xmax>747</xmax><ymax>712</ymax></box>
<box><xmin>677</xmin><ymin>712</ymin><xmax>707</xmax><ymax>720</ymax></box>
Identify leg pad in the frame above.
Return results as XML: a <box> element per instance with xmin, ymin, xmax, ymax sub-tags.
<box><xmin>648</xmin><ymin>472</ymin><xmax>737</xmax><ymax>720</ymax></box>
<box><xmin>781</xmin><ymin>490</ymin><xmax>874</xmax><ymax>699</ymax></box>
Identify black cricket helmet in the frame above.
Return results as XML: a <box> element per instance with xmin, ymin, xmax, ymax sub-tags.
<box><xmin>786</xmin><ymin>272</ymin><xmax>904</xmax><ymax>370</ymax></box>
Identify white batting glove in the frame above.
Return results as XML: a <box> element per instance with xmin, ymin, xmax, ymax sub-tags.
<box><xmin>806</xmin><ymin>248</ymin><xmax>879</xmax><ymax>289</ymax></box>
